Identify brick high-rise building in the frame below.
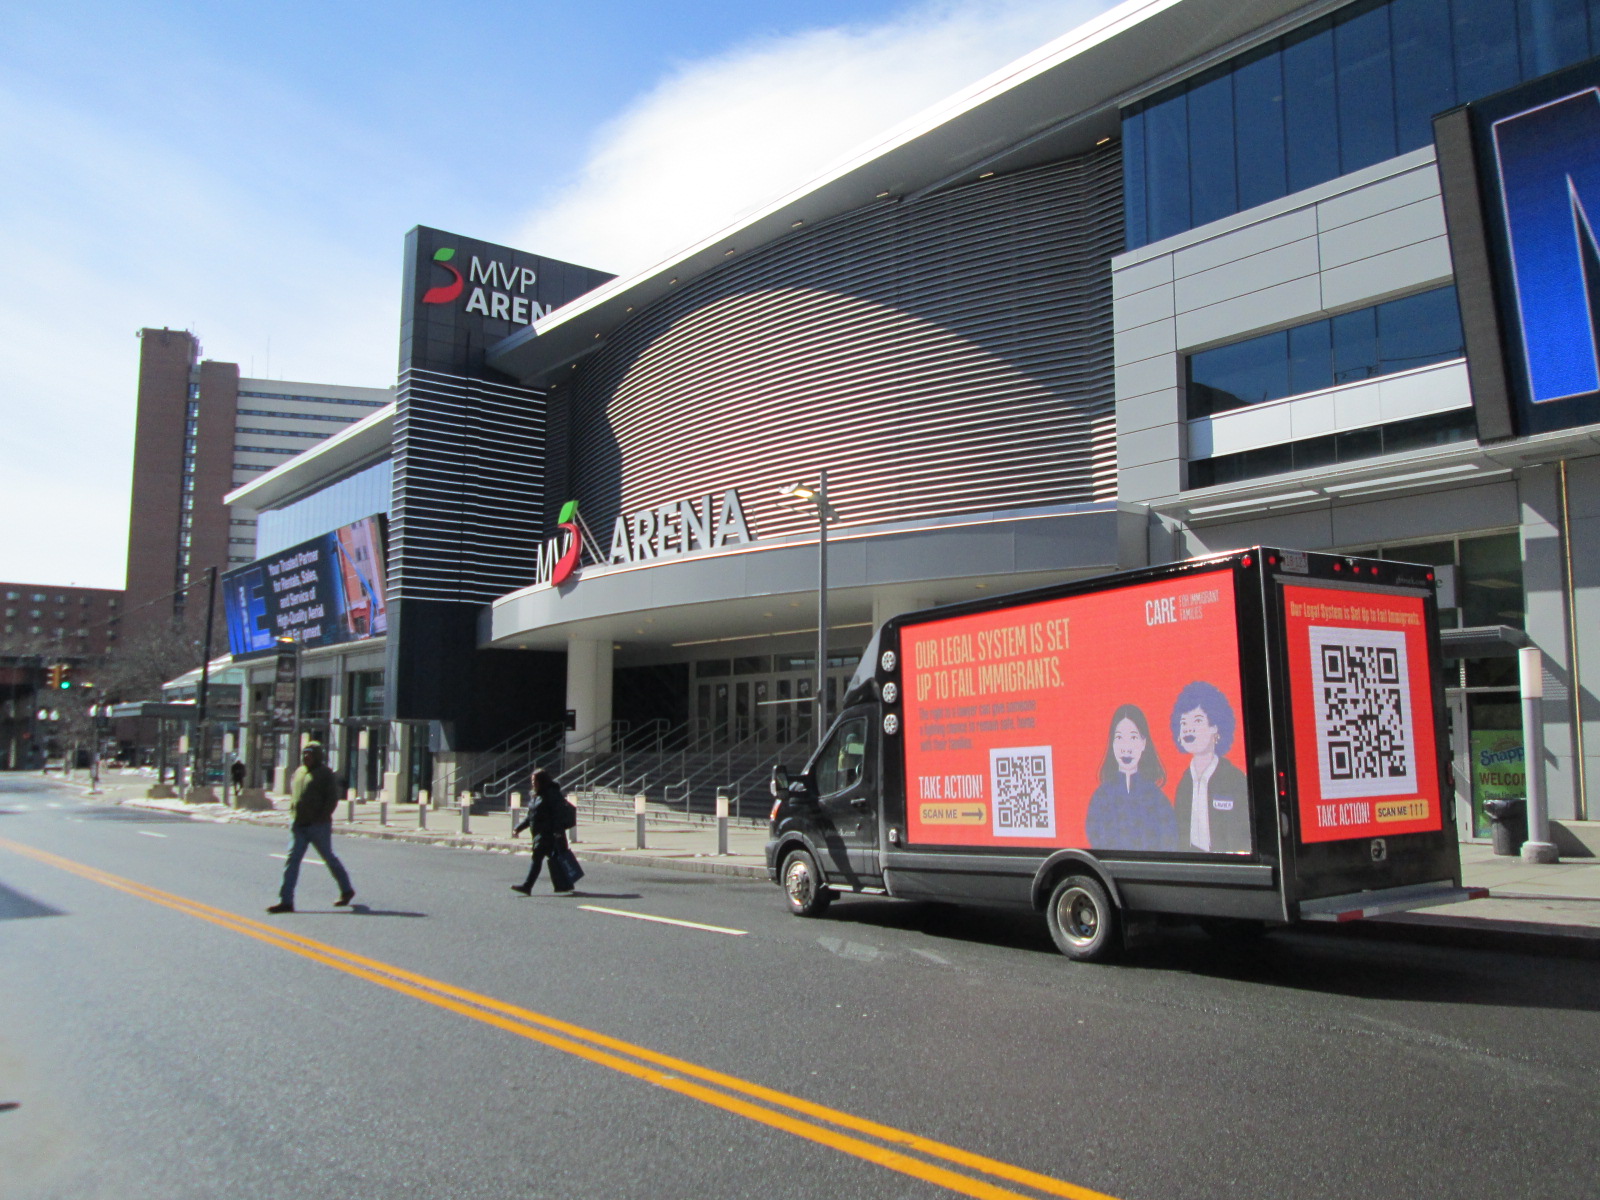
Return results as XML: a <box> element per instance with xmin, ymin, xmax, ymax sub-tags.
<box><xmin>122</xmin><ymin>329</ymin><xmax>390</xmax><ymax>651</ymax></box>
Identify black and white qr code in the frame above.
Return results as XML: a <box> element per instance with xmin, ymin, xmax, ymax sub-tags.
<box><xmin>1308</xmin><ymin>627</ymin><xmax>1417</xmax><ymax>800</ymax></box>
<box><xmin>990</xmin><ymin>746</ymin><xmax>1055</xmax><ymax>838</ymax></box>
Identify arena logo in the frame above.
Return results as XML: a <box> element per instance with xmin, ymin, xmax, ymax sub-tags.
<box><xmin>532</xmin><ymin>500</ymin><xmax>587</xmax><ymax>588</ymax></box>
<box><xmin>608</xmin><ymin>490</ymin><xmax>752</xmax><ymax>565</ymax></box>
<box><xmin>421</xmin><ymin>246</ymin><xmax>553</xmax><ymax>325</ymax></box>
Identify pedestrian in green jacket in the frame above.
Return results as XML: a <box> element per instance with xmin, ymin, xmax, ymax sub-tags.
<box><xmin>267</xmin><ymin>742</ymin><xmax>355</xmax><ymax>913</ymax></box>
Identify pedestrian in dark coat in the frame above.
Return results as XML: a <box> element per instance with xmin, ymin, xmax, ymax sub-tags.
<box><xmin>267</xmin><ymin>742</ymin><xmax>355</xmax><ymax>913</ymax></box>
<box><xmin>510</xmin><ymin>768</ymin><xmax>574</xmax><ymax>895</ymax></box>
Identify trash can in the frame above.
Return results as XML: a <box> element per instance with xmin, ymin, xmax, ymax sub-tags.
<box><xmin>1483</xmin><ymin>797</ymin><xmax>1528</xmax><ymax>856</ymax></box>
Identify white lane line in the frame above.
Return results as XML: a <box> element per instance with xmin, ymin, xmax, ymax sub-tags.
<box><xmin>577</xmin><ymin>905</ymin><xmax>747</xmax><ymax>936</ymax></box>
<box><xmin>46</xmin><ymin>802</ymin><xmax>62</xmax><ymax>809</ymax></box>
<box><xmin>137</xmin><ymin>831</ymin><xmax>168</xmax><ymax>839</ymax></box>
<box><xmin>268</xmin><ymin>854</ymin><xmax>326</xmax><ymax>863</ymax></box>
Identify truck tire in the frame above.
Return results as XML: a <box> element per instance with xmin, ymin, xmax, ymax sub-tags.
<box><xmin>781</xmin><ymin>849</ymin><xmax>833</xmax><ymax>917</ymax></box>
<box><xmin>1045</xmin><ymin>874</ymin><xmax>1120</xmax><ymax>962</ymax></box>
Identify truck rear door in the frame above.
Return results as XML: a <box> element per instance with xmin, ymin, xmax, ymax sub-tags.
<box><xmin>1267</xmin><ymin>553</ymin><xmax>1471</xmax><ymax>916</ymax></box>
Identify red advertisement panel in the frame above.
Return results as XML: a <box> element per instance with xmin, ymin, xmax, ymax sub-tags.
<box><xmin>1281</xmin><ymin>584</ymin><xmax>1442</xmax><ymax>843</ymax></box>
<box><xmin>901</xmin><ymin>568</ymin><xmax>1251</xmax><ymax>855</ymax></box>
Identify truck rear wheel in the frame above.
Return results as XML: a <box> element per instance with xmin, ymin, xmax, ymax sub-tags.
<box><xmin>782</xmin><ymin>849</ymin><xmax>832</xmax><ymax>917</ymax></box>
<box><xmin>1046</xmin><ymin>874</ymin><xmax>1120</xmax><ymax>962</ymax></box>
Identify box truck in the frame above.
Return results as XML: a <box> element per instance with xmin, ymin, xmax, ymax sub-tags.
<box><xmin>766</xmin><ymin>548</ymin><xmax>1485</xmax><ymax>961</ymax></box>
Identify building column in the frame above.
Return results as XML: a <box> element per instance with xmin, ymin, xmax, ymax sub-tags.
<box><xmin>566</xmin><ymin>638</ymin><xmax>613</xmax><ymax>754</ymax></box>
<box><xmin>1520</xmin><ymin>465</ymin><xmax>1579</xmax><ymax>821</ymax></box>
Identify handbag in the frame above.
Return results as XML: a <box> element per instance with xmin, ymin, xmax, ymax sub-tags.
<box><xmin>554</xmin><ymin>845</ymin><xmax>585</xmax><ymax>886</ymax></box>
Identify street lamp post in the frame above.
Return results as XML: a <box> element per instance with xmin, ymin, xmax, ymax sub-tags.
<box><xmin>778</xmin><ymin>470</ymin><xmax>838</xmax><ymax>749</ymax></box>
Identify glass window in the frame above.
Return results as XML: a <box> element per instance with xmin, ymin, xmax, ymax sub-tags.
<box><xmin>1335</xmin><ymin>0</ymin><xmax>1398</xmax><ymax>173</ymax></box>
<box><xmin>1187</xmin><ymin>66</ymin><xmax>1239</xmax><ymax>227</ymax></box>
<box><xmin>1378</xmin><ymin>288</ymin><xmax>1467</xmax><ymax>371</ymax></box>
<box><xmin>1124</xmin><ymin>106</ymin><xmax>1149</xmax><ymax>249</ymax></box>
<box><xmin>1288</xmin><ymin>322</ymin><xmax>1335</xmax><ymax>394</ymax></box>
<box><xmin>1460</xmin><ymin>532</ymin><xmax>1525</xmax><ymax>627</ymax></box>
<box><xmin>1332</xmin><ymin>307</ymin><xmax>1380</xmax><ymax>383</ymax></box>
<box><xmin>1519</xmin><ymin>0</ymin><xmax>1592</xmax><ymax>77</ymax></box>
<box><xmin>814</xmin><ymin>716</ymin><xmax>868</xmax><ymax>796</ymax></box>
<box><xmin>1391</xmin><ymin>0</ymin><xmax>1458</xmax><ymax>149</ymax></box>
<box><xmin>1284</xmin><ymin>18</ymin><xmax>1340</xmax><ymax>194</ymax></box>
<box><xmin>1453</xmin><ymin>0</ymin><xmax>1522</xmax><ymax>100</ymax></box>
<box><xmin>1145</xmin><ymin>91</ymin><xmax>1191</xmax><ymax>241</ymax></box>
<box><xmin>1233</xmin><ymin>43</ymin><xmax>1288</xmax><ymax>210</ymax></box>
<box><xmin>1188</xmin><ymin>331</ymin><xmax>1290</xmax><ymax>416</ymax></box>
<box><xmin>695</xmin><ymin>659</ymin><xmax>731</xmax><ymax>679</ymax></box>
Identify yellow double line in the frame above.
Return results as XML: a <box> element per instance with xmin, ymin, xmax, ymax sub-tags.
<box><xmin>1</xmin><ymin>836</ymin><xmax>1119</xmax><ymax>1200</ymax></box>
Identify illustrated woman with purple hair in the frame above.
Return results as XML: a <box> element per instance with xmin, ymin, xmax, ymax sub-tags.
<box><xmin>1085</xmin><ymin>704</ymin><xmax>1179</xmax><ymax>851</ymax></box>
<box><xmin>1171</xmin><ymin>681</ymin><xmax>1251</xmax><ymax>854</ymax></box>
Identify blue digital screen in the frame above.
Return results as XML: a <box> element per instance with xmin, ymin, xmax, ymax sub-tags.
<box><xmin>1473</xmin><ymin>57</ymin><xmax>1600</xmax><ymax>436</ymax></box>
<box><xmin>223</xmin><ymin>515</ymin><xmax>388</xmax><ymax>658</ymax></box>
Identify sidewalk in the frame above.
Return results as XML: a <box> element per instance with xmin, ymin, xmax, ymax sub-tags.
<box><xmin>48</xmin><ymin>771</ymin><xmax>1600</xmax><ymax>957</ymax></box>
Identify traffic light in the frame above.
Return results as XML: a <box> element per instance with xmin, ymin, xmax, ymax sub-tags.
<box><xmin>45</xmin><ymin>663</ymin><xmax>62</xmax><ymax>689</ymax></box>
<box><xmin>58</xmin><ymin>663</ymin><xmax>73</xmax><ymax>689</ymax></box>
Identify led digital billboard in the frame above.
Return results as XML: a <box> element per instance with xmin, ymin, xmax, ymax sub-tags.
<box><xmin>899</xmin><ymin>568</ymin><xmax>1251</xmax><ymax>855</ymax></box>
<box><xmin>224</xmin><ymin>515</ymin><xmax>388</xmax><ymax>657</ymax></box>
<box><xmin>1281</xmin><ymin>583</ymin><xmax>1443</xmax><ymax>843</ymax></box>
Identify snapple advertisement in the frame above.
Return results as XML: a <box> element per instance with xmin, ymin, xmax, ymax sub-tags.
<box><xmin>1281</xmin><ymin>584</ymin><xmax>1442</xmax><ymax>843</ymax></box>
<box><xmin>900</xmin><ymin>568</ymin><xmax>1251</xmax><ymax>855</ymax></box>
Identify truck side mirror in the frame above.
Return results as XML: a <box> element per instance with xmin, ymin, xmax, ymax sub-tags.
<box><xmin>771</xmin><ymin>763</ymin><xmax>791</xmax><ymax>797</ymax></box>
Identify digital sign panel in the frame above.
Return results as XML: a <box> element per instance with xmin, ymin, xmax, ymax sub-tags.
<box><xmin>224</xmin><ymin>515</ymin><xmax>388</xmax><ymax>657</ymax></box>
<box><xmin>899</xmin><ymin>568</ymin><xmax>1251</xmax><ymax>855</ymax></box>
<box><xmin>1281</xmin><ymin>584</ymin><xmax>1442</xmax><ymax>843</ymax></box>
<box><xmin>1443</xmin><ymin>56</ymin><xmax>1600</xmax><ymax>438</ymax></box>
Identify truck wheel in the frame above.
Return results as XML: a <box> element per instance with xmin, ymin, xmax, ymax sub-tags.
<box><xmin>782</xmin><ymin>849</ymin><xmax>832</xmax><ymax>917</ymax></box>
<box><xmin>1046</xmin><ymin>875</ymin><xmax>1120</xmax><ymax>962</ymax></box>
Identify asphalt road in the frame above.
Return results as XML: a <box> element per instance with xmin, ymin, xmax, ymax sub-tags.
<box><xmin>3</xmin><ymin>774</ymin><xmax>1598</xmax><ymax>1200</ymax></box>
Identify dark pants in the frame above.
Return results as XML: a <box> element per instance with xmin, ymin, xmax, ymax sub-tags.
<box><xmin>521</xmin><ymin>831</ymin><xmax>572</xmax><ymax>891</ymax></box>
<box><xmin>279</xmin><ymin>822</ymin><xmax>353</xmax><ymax>905</ymax></box>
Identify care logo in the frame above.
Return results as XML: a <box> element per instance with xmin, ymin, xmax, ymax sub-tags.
<box><xmin>422</xmin><ymin>247</ymin><xmax>463</xmax><ymax>305</ymax></box>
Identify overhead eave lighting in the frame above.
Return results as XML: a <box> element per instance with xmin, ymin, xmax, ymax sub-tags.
<box><xmin>1188</xmin><ymin>490</ymin><xmax>1319</xmax><ymax>515</ymax></box>
<box><xmin>1323</xmin><ymin>463</ymin><xmax>1494</xmax><ymax>497</ymax></box>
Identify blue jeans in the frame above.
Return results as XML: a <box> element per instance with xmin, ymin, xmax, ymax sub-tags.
<box><xmin>279</xmin><ymin>822</ymin><xmax>353</xmax><ymax>905</ymax></box>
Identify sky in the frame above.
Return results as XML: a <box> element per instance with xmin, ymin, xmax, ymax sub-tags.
<box><xmin>0</xmin><ymin>0</ymin><xmax>1115</xmax><ymax>590</ymax></box>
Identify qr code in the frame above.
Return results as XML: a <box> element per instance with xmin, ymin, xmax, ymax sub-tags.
<box><xmin>1308</xmin><ymin>627</ymin><xmax>1417</xmax><ymax>800</ymax></box>
<box><xmin>990</xmin><ymin>746</ymin><xmax>1055</xmax><ymax>838</ymax></box>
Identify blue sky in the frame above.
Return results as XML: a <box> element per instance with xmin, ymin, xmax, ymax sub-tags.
<box><xmin>0</xmin><ymin>0</ymin><xmax>1111</xmax><ymax>589</ymax></box>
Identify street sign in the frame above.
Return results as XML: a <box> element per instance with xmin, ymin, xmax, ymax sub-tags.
<box><xmin>272</xmin><ymin>640</ymin><xmax>298</xmax><ymax>732</ymax></box>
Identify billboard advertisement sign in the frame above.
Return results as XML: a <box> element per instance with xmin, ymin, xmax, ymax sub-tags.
<box><xmin>224</xmin><ymin>516</ymin><xmax>388</xmax><ymax>658</ymax></box>
<box><xmin>1281</xmin><ymin>584</ymin><xmax>1442</xmax><ymax>843</ymax></box>
<box><xmin>899</xmin><ymin>567</ymin><xmax>1251</xmax><ymax>855</ymax></box>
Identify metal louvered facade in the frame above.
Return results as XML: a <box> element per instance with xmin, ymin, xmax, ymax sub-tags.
<box><xmin>551</xmin><ymin>144</ymin><xmax>1121</xmax><ymax>541</ymax></box>
<box><xmin>390</xmin><ymin>365</ymin><xmax>546</xmax><ymax>603</ymax></box>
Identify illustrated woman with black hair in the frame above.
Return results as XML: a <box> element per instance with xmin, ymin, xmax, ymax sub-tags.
<box><xmin>1085</xmin><ymin>704</ymin><xmax>1179</xmax><ymax>851</ymax></box>
<box><xmin>1171</xmin><ymin>681</ymin><xmax>1251</xmax><ymax>854</ymax></box>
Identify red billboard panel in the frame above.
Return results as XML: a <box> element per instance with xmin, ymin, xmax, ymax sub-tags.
<box><xmin>1281</xmin><ymin>584</ymin><xmax>1442</xmax><ymax>843</ymax></box>
<box><xmin>900</xmin><ymin>568</ymin><xmax>1250</xmax><ymax>855</ymax></box>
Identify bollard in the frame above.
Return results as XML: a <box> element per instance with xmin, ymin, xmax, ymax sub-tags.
<box><xmin>418</xmin><ymin>801</ymin><xmax>428</xmax><ymax>830</ymax></box>
<box><xmin>1520</xmin><ymin>646</ymin><xmax>1559</xmax><ymax>863</ymax></box>
<box><xmin>379</xmin><ymin>800</ymin><xmax>388</xmax><ymax>827</ymax></box>
<box><xmin>716</xmin><ymin>792</ymin><xmax>730</xmax><ymax>856</ymax></box>
<box><xmin>509</xmin><ymin>792</ymin><xmax>523</xmax><ymax>836</ymax></box>
<box><xmin>346</xmin><ymin>797</ymin><xmax>356</xmax><ymax>823</ymax></box>
<box><xmin>460</xmin><ymin>802</ymin><xmax>471</xmax><ymax>835</ymax></box>
<box><xmin>635</xmin><ymin>792</ymin><xmax>647</xmax><ymax>850</ymax></box>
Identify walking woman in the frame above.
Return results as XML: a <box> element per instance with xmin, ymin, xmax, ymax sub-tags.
<box><xmin>510</xmin><ymin>768</ymin><xmax>577</xmax><ymax>895</ymax></box>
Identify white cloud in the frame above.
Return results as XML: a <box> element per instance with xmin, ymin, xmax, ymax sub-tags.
<box><xmin>515</xmin><ymin>0</ymin><xmax>1119</xmax><ymax>276</ymax></box>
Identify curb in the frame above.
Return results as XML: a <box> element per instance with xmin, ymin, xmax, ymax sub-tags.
<box><xmin>112</xmin><ymin>796</ymin><xmax>773</xmax><ymax>881</ymax></box>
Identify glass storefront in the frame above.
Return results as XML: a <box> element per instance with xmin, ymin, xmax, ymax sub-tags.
<box><xmin>691</xmin><ymin>652</ymin><xmax>861</xmax><ymax>749</ymax></box>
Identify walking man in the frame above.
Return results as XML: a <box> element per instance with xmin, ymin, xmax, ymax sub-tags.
<box><xmin>268</xmin><ymin>742</ymin><xmax>355</xmax><ymax>913</ymax></box>
<box><xmin>510</xmin><ymin>767</ymin><xmax>575</xmax><ymax>895</ymax></box>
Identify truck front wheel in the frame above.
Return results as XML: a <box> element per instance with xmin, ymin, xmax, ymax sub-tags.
<box><xmin>1046</xmin><ymin>874</ymin><xmax>1120</xmax><ymax>962</ymax></box>
<box><xmin>782</xmin><ymin>849</ymin><xmax>832</xmax><ymax>917</ymax></box>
